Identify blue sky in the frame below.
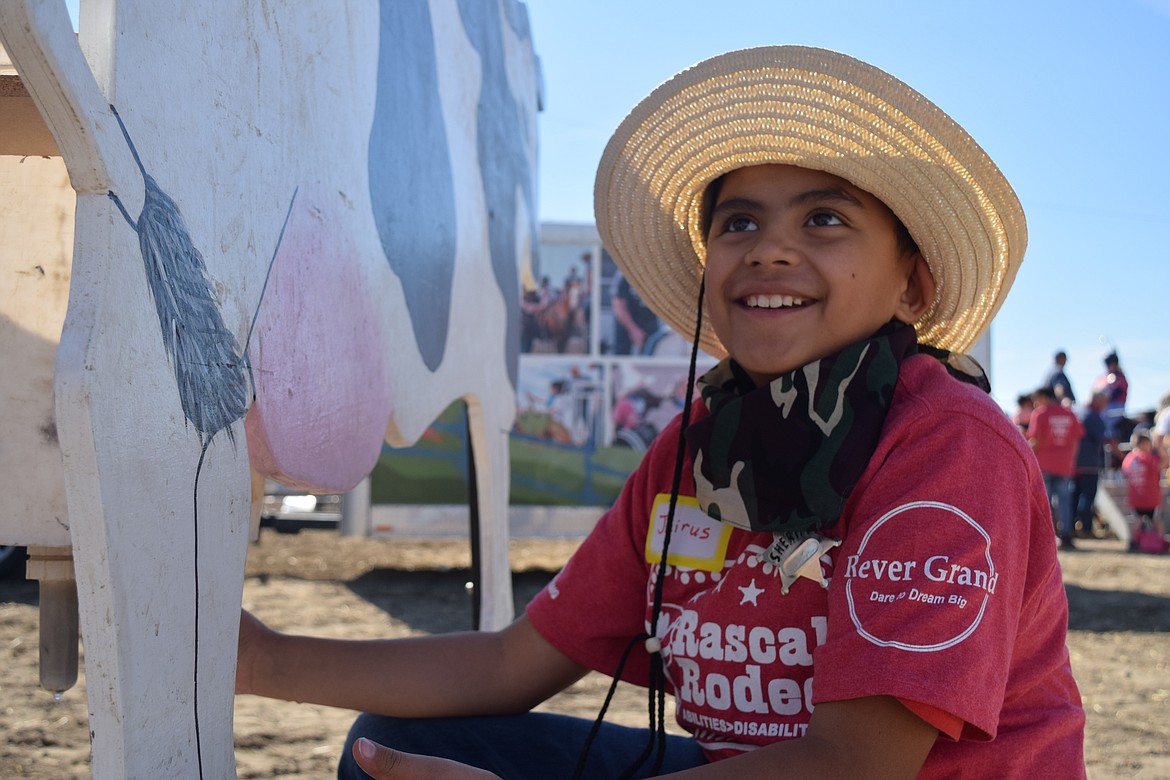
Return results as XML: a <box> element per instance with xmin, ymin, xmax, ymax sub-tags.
<box><xmin>64</xmin><ymin>0</ymin><xmax>1169</xmax><ymax>412</ymax></box>
<box><xmin>524</xmin><ymin>0</ymin><xmax>1170</xmax><ymax>413</ymax></box>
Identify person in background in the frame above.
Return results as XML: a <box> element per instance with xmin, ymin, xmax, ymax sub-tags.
<box><xmin>1071</xmin><ymin>391</ymin><xmax>1112</xmax><ymax>538</ymax></box>
<box><xmin>1092</xmin><ymin>352</ymin><xmax>1129</xmax><ymax>436</ymax></box>
<box><xmin>564</xmin><ymin>259</ymin><xmax>591</xmax><ymax>345</ymax></box>
<box><xmin>610</xmin><ymin>268</ymin><xmax>661</xmax><ymax>355</ymax></box>
<box><xmin>1122</xmin><ymin>430</ymin><xmax>1167</xmax><ymax>553</ymax></box>
<box><xmin>1043</xmin><ymin>350</ymin><xmax>1076</xmax><ymax>405</ymax></box>
<box><xmin>1152</xmin><ymin>391</ymin><xmax>1170</xmax><ymax>468</ymax></box>
<box><xmin>1012</xmin><ymin>393</ymin><xmax>1035</xmax><ymax>435</ymax></box>
<box><xmin>1028</xmin><ymin>386</ymin><xmax>1085</xmax><ymax>550</ymax></box>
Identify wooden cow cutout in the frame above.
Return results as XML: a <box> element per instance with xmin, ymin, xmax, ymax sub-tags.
<box><xmin>0</xmin><ymin>0</ymin><xmax>539</xmax><ymax>775</ymax></box>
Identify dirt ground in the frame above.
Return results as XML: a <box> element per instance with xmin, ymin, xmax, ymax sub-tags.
<box><xmin>1</xmin><ymin>531</ymin><xmax>1168</xmax><ymax>779</ymax></box>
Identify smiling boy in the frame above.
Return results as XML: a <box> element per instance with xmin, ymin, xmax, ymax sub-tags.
<box><xmin>238</xmin><ymin>47</ymin><xmax>1086</xmax><ymax>779</ymax></box>
<box><xmin>702</xmin><ymin>164</ymin><xmax>933</xmax><ymax>384</ymax></box>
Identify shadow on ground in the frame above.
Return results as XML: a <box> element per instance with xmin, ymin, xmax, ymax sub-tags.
<box><xmin>11</xmin><ymin>561</ymin><xmax>1170</xmax><ymax>636</ymax></box>
<box><xmin>1065</xmin><ymin>583</ymin><xmax>1170</xmax><ymax>633</ymax></box>
<box><xmin>343</xmin><ymin>566</ymin><xmax>1170</xmax><ymax>637</ymax></box>
<box><xmin>0</xmin><ymin>579</ymin><xmax>37</xmax><ymax>607</ymax></box>
<box><xmin>346</xmin><ymin>568</ymin><xmax>556</xmax><ymax>634</ymax></box>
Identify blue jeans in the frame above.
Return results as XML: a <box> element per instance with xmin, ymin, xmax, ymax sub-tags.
<box><xmin>1071</xmin><ymin>472</ymin><xmax>1100</xmax><ymax>533</ymax></box>
<box><xmin>338</xmin><ymin>712</ymin><xmax>708</xmax><ymax>779</ymax></box>
<box><xmin>1043</xmin><ymin>473</ymin><xmax>1075</xmax><ymax>539</ymax></box>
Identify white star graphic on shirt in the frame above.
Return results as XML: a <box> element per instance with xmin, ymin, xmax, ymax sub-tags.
<box><xmin>739</xmin><ymin>578</ymin><xmax>765</xmax><ymax>606</ymax></box>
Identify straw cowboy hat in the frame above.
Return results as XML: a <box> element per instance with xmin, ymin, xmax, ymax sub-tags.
<box><xmin>594</xmin><ymin>45</ymin><xmax>1026</xmax><ymax>357</ymax></box>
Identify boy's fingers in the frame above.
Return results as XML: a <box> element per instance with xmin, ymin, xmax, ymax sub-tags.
<box><xmin>352</xmin><ymin>737</ymin><xmax>402</xmax><ymax>777</ymax></box>
<box><xmin>351</xmin><ymin>738</ymin><xmax>499</xmax><ymax>779</ymax></box>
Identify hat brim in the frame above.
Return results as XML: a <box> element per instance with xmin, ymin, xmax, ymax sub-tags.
<box><xmin>594</xmin><ymin>46</ymin><xmax>1026</xmax><ymax>356</ymax></box>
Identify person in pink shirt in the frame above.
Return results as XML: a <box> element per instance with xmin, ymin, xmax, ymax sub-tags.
<box><xmin>1011</xmin><ymin>393</ymin><xmax>1034</xmax><ymax>436</ymax></box>
<box><xmin>1123</xmin><ymin>431</ymin><xmax>1167</xmax><ymax>553</ymax></box>
<box><xmin>1028</xmin><ymin>386</ymin><xmax>1084</xmax><ymax>550</ymax></box>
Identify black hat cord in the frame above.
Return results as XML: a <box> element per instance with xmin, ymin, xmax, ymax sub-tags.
<box><xmin>571</xmin><ymin>275</ymin><xmax>707</xmax><ymax>780</ymax></box>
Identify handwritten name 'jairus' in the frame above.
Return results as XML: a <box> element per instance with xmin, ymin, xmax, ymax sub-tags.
<box><xmin>844</xmin><ymin>554</ymin><xmax>999</xmax><ymax>594</ymax></box>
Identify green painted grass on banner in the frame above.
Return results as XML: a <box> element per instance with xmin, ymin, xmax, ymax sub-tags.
<box><xmin>371</xmin><ymin>402</ymin><xmax>643</xmax><ymax>507</ymax></box>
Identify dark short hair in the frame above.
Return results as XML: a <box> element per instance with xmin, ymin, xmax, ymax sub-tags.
<box><xmin>893</xmin><ymin>219</ymin><xmax>920</xmax><ymax>259</ymax></box>
<box><xmin>1032</xmin><ymin>386</ymin><xmax>1057</xmax><ymax>401</ymax></box>
<box><xmin>699</xmin><ymin>176</ymin><xmax>725</xmax><ymax>239</ymax></box>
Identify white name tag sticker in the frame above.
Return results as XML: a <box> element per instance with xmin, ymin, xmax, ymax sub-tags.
<box><xmin>645</xmin><ymin>494</ymin><xmax>733</xmax><ymax>572</ymax></box>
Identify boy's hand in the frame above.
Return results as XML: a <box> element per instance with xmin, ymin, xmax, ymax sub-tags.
<box><xmin>352</xmin><ymin>737</ymin><xmax>501</xmax><ymax>779</ymax></box>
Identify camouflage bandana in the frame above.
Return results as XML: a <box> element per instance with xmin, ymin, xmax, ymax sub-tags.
<box><xmin>685</xmin><ymin>321</ymin><xmax>919</xmax><ymax>535</ymax></box>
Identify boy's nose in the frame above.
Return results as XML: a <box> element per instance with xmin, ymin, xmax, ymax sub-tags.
<box><xmin>744</xmin><ymin>232</ymin><xmax>801</xmax><ymax>267</ymax></box>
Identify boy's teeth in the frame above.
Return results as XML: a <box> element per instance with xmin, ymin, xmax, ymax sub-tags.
<box><xmin>747</xmin><ymin>294</ymin><xmax>806</xmax><ymax>308</ymax></box>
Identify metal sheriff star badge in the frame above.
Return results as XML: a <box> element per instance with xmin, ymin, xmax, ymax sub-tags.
<box><xmin>760</xmin><ymin>531</ymin><xmax>841</xmax><ymax>595</ymax></box>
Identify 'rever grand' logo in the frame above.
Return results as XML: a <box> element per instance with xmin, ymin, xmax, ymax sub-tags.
<box><xmin>844</xmin><ymin>501</ymin><xmax>998</xmax><ymax>652</ymax></box>
<box><xmin>844</xmin><ymin>553</ymin><xmax>999</xmax><ymax>596</ymax></box>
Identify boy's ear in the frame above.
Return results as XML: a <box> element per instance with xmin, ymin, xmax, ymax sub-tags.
<box><xmin>894</xmin><ymin>253</ymin><xmax>936</xmax><ymax>324</ymax></box>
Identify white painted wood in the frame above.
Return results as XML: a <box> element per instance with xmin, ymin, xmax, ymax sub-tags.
<box><xmin>0</xmin><ymin>153</ymin><xmax>73</xmax><ymax>548</ymax></box>
<box><xmin>0</xmin><ymin>0</ymin><xmax>140</xmax><ymax>201</ymax></box>
<box><xmin>1</xmin><ymin>0</ymin><xmax>538</xmax><ymax>775</ymax></box>
<box><xmin>1095</xmin><ymin>480</ymin><xmax>1132</xmax><ymax>541</ymax></box>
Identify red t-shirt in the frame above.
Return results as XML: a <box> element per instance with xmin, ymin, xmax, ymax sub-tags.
<box><xmin>1027</xmin><ymin>403</ymin><xmax>1084</xmax><ymax>477</ymax></box>
<box><xmin>1123</xmin><ymin>448</ymin><xmax>1163</xmax><ymax>510</ymax></box>
<box><xmin>527</xmin><ymin>355</ymin><xmax>1085</xmax><ymax>777</ymax></box>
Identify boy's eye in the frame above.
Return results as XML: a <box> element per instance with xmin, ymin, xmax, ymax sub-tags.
<box><xmin>725</xmin><ymin>216</ymin><xmax>758</xmax><ymax>233</ymax></box>
<box><xmin>806</xmin><ymin>211</ymin><xmax>844</xmax><ymax>228</ymax></box>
